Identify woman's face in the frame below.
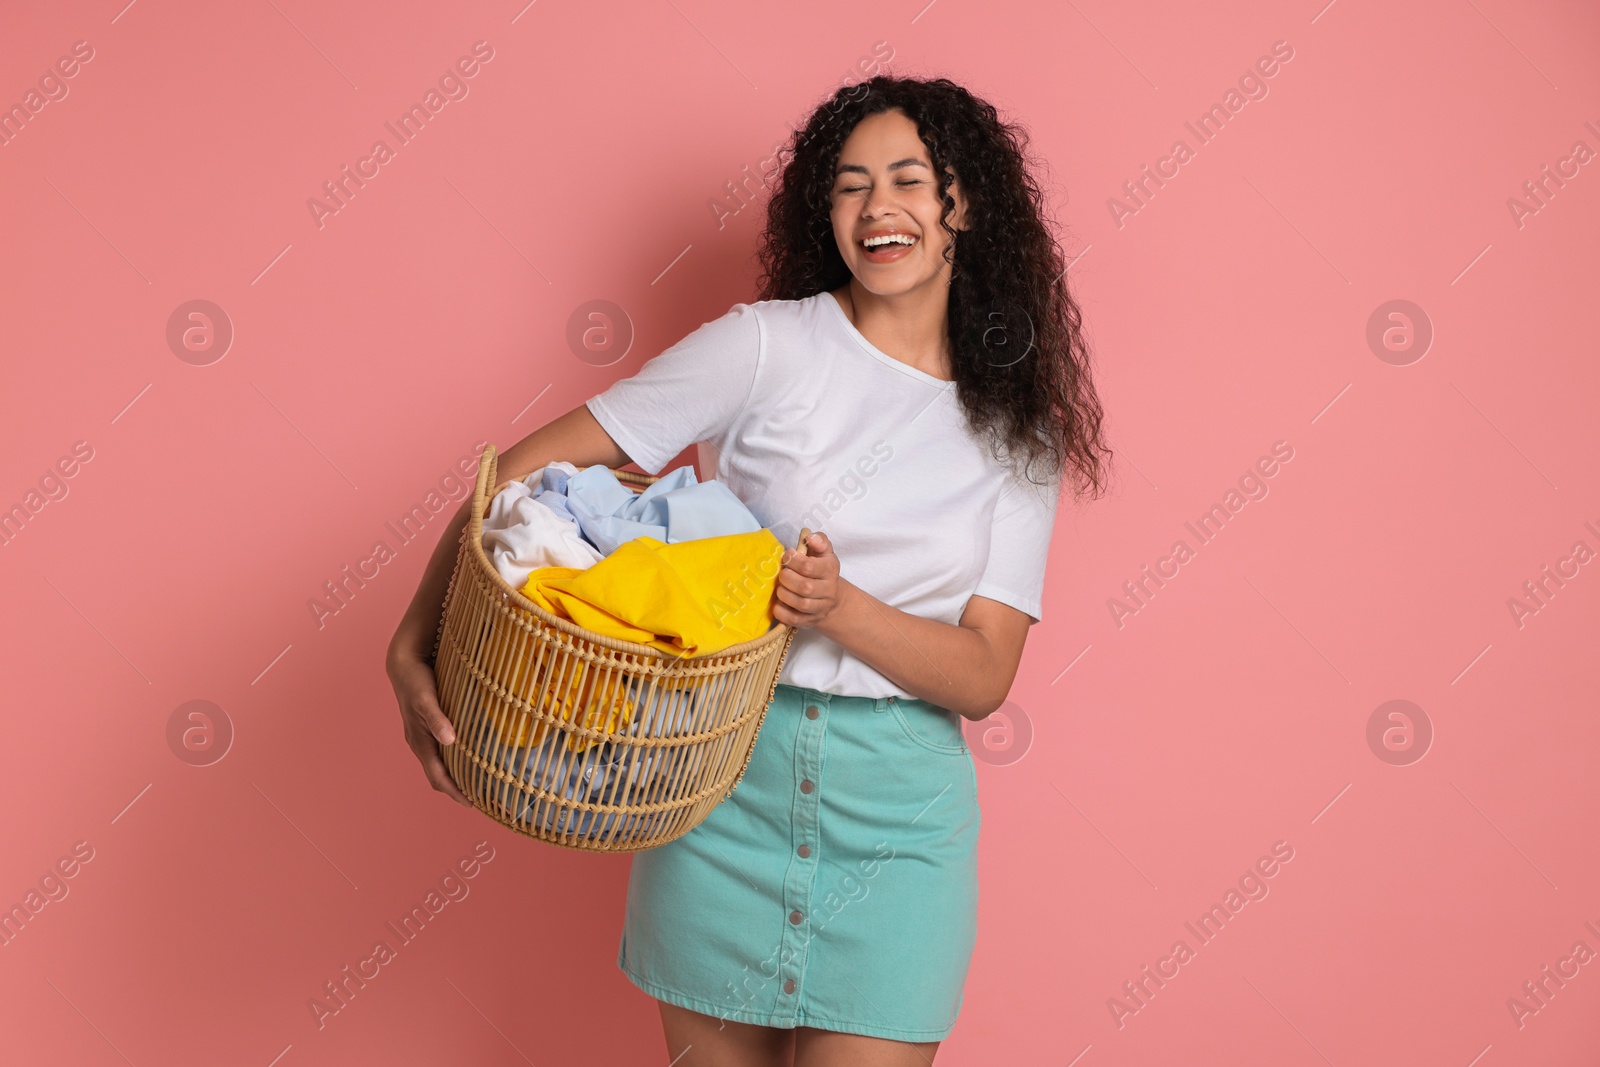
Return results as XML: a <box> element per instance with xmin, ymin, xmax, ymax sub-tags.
<box><xmin>829</xmin><ymin>107</ymin><xmax>968</xmax><ymax>298</ymax></box>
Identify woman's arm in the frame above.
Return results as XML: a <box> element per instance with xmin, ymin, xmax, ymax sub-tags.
<box><xmin>824</xmin><ymin>585</ymin><xmax>1031</xmax><ymax>721</ymax></box>
<box><xmin>386</xmin><ymin>402</ymin><xmax>633</xmax><ymax>806</ymax></box>
<box><xmin>775</xmin><ymin>533</ymin><xmax>1032</xmax><ymax>721</ymax></box>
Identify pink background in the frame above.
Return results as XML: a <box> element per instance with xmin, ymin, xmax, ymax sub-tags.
<box><xmin>3</xmin><ymin>0</ymin><xmax>1597</xmax><ymax>1063</ymax></box>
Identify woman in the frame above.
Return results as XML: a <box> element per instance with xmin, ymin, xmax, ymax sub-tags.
<box><xmin>388</xmin><ymin>75</ymin><xmax>1110</xmax><ymax>1065</ymax></box>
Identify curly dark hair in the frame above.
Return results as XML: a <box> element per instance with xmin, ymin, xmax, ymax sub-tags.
<box><xmin>755</xmin><ymin>74</ymin><xmax>1112</xmax><ymax>500</ymax></box>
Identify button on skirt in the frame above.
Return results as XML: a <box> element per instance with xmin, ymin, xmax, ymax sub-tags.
<box><xmin>617</xmin><ymin>683</ymin><xmax>980</xmax><ymax>1042</ymax></box>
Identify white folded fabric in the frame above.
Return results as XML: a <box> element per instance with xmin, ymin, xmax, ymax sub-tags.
<box><xmin>481</xmin><ymin>463</ymin><xmax>603</xmax><ymax>588</ymax></box>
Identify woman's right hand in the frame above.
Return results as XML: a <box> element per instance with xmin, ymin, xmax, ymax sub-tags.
<box><xmin>387</xmin><ymin>647</ymin><xmax>476</xmax><ymax>808</ymax></box>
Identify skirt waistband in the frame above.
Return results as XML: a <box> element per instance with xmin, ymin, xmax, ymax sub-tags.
<box><xmin>775</xmin><ymin>682</ymin><xmax>940</xmax><ymax>715</ymax></box>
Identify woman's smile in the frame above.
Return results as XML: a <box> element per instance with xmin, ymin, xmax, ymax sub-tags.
<box><xmin>859</xmin><ymin>230</ymin><xmax>919</xmax><ymax>263</ymax></box>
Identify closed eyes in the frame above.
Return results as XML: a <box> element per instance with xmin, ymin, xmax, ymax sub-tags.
<box><xmin>838</xmin><ymin>179</ymin><xmax>925</xmax><ymax>193</ymax></box>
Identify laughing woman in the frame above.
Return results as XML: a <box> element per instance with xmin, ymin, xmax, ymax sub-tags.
<box><xmin>388</xmin><ymin>74</ymin><xmax>1111</xmax><ymax>1065</ymax></box>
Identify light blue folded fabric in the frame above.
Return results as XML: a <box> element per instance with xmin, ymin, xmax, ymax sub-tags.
<box><xmin>527</xmin><ymin>462</ymin><xmax>580</xmax><ymax>525</ymax></box>
<box><xmin>561</xmin><ymin>463</ymin><xmax>763</xmax><ymax>556</ymax></box>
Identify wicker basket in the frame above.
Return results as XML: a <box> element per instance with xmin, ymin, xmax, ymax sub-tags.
<box><xmin>431</xmin><ymin>443</ymin><xmax>805</xmax><ymax>853</ymax></box>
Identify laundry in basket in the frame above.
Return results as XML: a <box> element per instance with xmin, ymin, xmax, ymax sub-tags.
<box><xmin>480</xmin><ymin>460</ymin><xmax>764</xmax><ymax>589</ymax></box>
<box><xmin>519</xmin><ymin>529</ymin><xmax>787</xmax><ymax>656</ymax></box>
<box><xmin>479</xmin><ymin>673</ymin><xmax>712</xmax><ymax>839</ymax></box>
<box><xmin>558</xmin><ymin>463</ymin><xmax>764</xmax><ymax>555</ymax></box>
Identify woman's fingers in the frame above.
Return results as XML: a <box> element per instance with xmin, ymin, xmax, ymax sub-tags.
<box><xmin>777</xmin><ymin>566</ymin><xmax>811</xmax><ymax>598</ymax></box>
<box><xmin>392</xmin><ymin>657</ymin><xmax>457</xmax><ymax>745</ymax></box>
<box><xmin>784</xmin><ymin>532</ymin><xmax>834</xmax><ymax>564</ymax></box>
<box><xmin>780</xmin><ymin>552</ymin><xmax>837</xmax><ymax>587</ymax></box>
<box><xmin>417</xmin><ymin>688</ymin><xmax>456</xmax><ymax>747</ymax></box>
<box><xmin>420</xmin><ymin>746</ymin><xmax>475</xmax><ymax>807</ymax></box>
<box><xmin>406</xmin><ymin>724</ymin><xmax>474</xmax><ymax>807</ymax></box>
<box><xmin>391</xmin><ymin>655</ymin><xmax>474</xmax><ymax>807</ymax></box>
<box><xmin>773</xmin><ymin>601</ymin><xmax>815</xmax><ymax>628</ymax></box>
<box><xmin>776</xmin><ymin>583</ymin><xmax>829</xmax><ymax>613</ymax></box>
<box><xmin>774</xmin><ymin>587</ymin><xmax>832</xmax><ymax>629</ymax></box>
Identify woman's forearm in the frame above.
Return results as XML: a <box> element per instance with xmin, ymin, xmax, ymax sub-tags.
<box><xmin>814</xmin><ymin>579</ymin><xmax>1003</xmax><ymax>720</ymax></box>
<box><xmin>387</xmin><ymin>495</ymin><xmax>473</xmax><ymax>667</ymax></box>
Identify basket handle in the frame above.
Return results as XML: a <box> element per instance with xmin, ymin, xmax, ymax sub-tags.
<box><xmin>468</xmin><ymin>442</ymin><xmax>501</xmax><ymax>544</ymax></box>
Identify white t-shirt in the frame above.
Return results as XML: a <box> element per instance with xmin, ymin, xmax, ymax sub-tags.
<box><xmin>584</xmin><ymin>290</ymin><xmax>1060</xmax><ymax>699</ymax></box>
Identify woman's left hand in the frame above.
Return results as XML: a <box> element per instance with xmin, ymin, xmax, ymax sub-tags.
<box><xmin>774</xmin><ymin>531</ymin><xmax>847</xmax><ymax>630</ymax></box>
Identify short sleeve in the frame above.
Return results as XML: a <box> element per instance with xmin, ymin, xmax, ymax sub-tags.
<box><xmin>971</xmin><ymin>472</ymin><xmax>1061</xmax><ymax>624</ymax></box>
<box><xmin>584</xmin><ymin>303</ymin><xmax>763</xmax><ymax>476</ymax></box>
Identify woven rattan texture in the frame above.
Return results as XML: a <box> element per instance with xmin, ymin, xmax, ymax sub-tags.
<box><xmin>431</xmin><ymin>445</ymin><xmax>799</xmax><ymax>853</ymax></box>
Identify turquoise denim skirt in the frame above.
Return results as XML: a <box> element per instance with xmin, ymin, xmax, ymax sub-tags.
<box><xmin>617</xmin><ymin>683</ymin><xmax>980</xmax><ymax>1043</ymax></box>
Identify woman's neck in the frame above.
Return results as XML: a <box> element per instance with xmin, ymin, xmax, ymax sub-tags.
<box><xmin>830</xmin><ymin>281</ymin><xmax>954</xmax><ymax>382</ymax></box>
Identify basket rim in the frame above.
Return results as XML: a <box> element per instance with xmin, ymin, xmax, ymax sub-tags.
<box><xmin>469</xmin><ymin>445</ymin><xmax>796</xmax><ymax>667</ymax></box>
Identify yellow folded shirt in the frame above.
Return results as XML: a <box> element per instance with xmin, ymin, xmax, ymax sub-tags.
<box><xmin>492</xmin><ymin>529</ymin><xmax>784</xmax><ymax>751</ymax></box>
<box><xmin>520</xmin><ymin>529</ymin><xmax>785</xmax><ymax>658</ymax></box>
